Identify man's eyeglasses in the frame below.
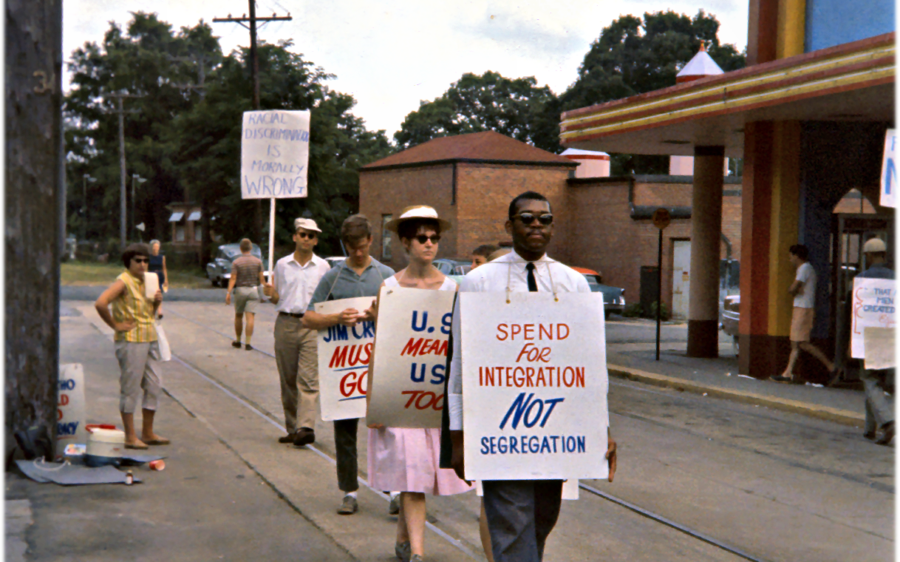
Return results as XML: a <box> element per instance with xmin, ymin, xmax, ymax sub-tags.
<box><xmin>512</xmin><ymin>213</ymin><xmax>553</xmax><ymax>226</ymax></box>
<box><xmin>133</xmin><ymin>258</ymin><xmax>149</xmax><ymax>264</ymax></box>
<box><xmin>414</xmin><ymin>234</ymin><xmax>440</xmax><ymax>245</ymax></box>
<box><xmin>296</xmin><ymin>232</ymin><xmax>317</xmax><ymax>239</ymax></box>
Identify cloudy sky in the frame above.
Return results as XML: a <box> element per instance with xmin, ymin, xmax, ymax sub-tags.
<box><xmin>64</xmin><ymin>0</ymin><xmax>748</xmax><ymax>137</ymax></box>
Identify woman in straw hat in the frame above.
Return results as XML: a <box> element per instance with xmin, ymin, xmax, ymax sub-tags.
<box><xmin>367</xmin><ymin>206</ymin><xmax>473</xmax><ymax>562</ymax></box>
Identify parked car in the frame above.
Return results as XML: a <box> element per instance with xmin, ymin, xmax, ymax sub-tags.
<box><xmin>572</xmin><ymin>267</ymin><xmax>625</xmax><ymax>319</ymax></box>
<box><xmin>206</xmin><ymin>243</ymin><xmax>270</xmax><ymax>287</ymax></box>
<box><xmin>433</xmin><ymin>258</ymin><xmax>470</xmax><ymax>276</ymax></box>
<box><xmin>325</xmin><ymin>256</ymin><xmax>347</xmax><ymax>268</ymax></box>
<box><xmin>720</xmin><ymin>294</ymin><xmax>740</xmax><ymax>355</ymax></box>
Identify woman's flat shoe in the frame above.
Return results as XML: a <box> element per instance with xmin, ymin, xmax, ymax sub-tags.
<box><xmin>143</xmin><ymin>437</ymin><xmax>170</xmax><ymax>446</ymax></box>
<box><xmin>771</xmin><ymin>375</ymin><xmax>793</xmax><ymax>383</ymax></box>
<box><xmin>125</xmin><ymin>442</ymin><xmax>149</xmax><ymax>450</ymax></box>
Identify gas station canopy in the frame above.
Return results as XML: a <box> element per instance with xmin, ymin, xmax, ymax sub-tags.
<box><xmin>560</xmin><ymin>34</ymin><xmax>894</xmax><ymax>158</ymax></box>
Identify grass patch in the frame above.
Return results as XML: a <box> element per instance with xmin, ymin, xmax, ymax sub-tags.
<box><xmin>61</xmin><ymin>261</ymin><xmax>211</xmax><ymax>289</ymax></box>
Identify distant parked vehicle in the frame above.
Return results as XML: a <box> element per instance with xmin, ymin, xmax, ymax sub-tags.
<box><xmin>325</xmin><ymin>256</ymin><xmax>347</xmax><ymax>269</ymax></box>
<box><xmin>433</xmin><ymin>258</ymin><xmax>470</xmax><ymax>276</ymax></box>
<box><xmin>205</xmin><ymin>243</ymin><xmax>269</xmax><ymax>287</ymax></box>
<box><xmin>720</xmin><ymin>294</ymin><xmax>740</xmax><ymax>355</ymax></box>
<box><xmin>572</xmin><ymin>267</ymin><xmax>626</xmax><ymax>319</ymax></box>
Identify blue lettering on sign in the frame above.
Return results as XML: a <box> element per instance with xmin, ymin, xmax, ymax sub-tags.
<box><xmin>361</xmin><ymin>321</ymin><xmax>375</xmax><ymax>338</ymax></box>
<box><xmin>441</xmin><ymin>312</ymin><xmax>452</xmax><ymax>335</ymax></box>
<box><xmin>351</xmin><ymin>322</ymin><xmax>373</xmax><ymax>340</ymax></box>
<box><xmin>243</xmin><ymin>175</ymin><xmax>307</xmax><ymax>197</ymax></box>
<box><xmin>324</xmin><ymin>325</ymin><xmax>349</xmax><ymax>343</ymax></box>
<box><xmin>884</xmin><ymin>157</ymin><xmax>895</xmax><ymax>196</ymax></box>
<box><xmin>411</xmin><ymin>311</ymin><xmax>428</xmax><ymax>332</ymax></box>
<box><xmin>498</xmin><ymin>393</ymin><xmax>564</xmax><ymax>430</ymax></box>
<box><xmin>410</xmin><ymin>363</ymin><xmax>426</xmax><ymax>383</ymax></box>
<box><xmin>430</xmin><ymin>364</ymin><xmax>445</xmax><ymax>385</ymax></box>
<box><xmin>57</xmin><ymin>421</ymin><xmax>79</xmax><ymax>436</ymax></box>
<box><xmin>58</xmin><ymin>379</ymin><xmax>75</xmax><ymax>391</ymax></box>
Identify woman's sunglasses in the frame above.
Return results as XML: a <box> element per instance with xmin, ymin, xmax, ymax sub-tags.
<box><xmin>414</xmin><ymin>235</ymin><xmax>440</xmax><ymax>245</ymax></box>
<box><xmin>513</xmin><ymin>213</ymin><xmax>553</xmax><ymax>226</ymax></box>
<box><xmin>133</xmin><ymin>258</ymin><xmax>149</xmax><ymax>264</ymax></box>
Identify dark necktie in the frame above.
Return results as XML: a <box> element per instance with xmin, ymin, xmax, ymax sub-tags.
<box><xmin>526</xmin><ymin>262</ymin><xmax>538</xmax><ymax>292</ymax></box>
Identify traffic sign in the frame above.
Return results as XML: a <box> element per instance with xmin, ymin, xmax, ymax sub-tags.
<box><xmin>652</xmin><ymin>208</ymin><xmax>671</xmax><ymax>230</ymax></box>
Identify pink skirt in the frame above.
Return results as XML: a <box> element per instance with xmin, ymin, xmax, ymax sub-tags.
<box><xmin>367</xmin><ymin>427</ymin><xmax>473</xmax><ymax>496</ymax></box>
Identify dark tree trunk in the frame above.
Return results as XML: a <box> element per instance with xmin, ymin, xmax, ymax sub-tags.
<box><xmin>5</xmin><ymin>0</ymin><xmax>64</xmax><ymax>458</ymax></box>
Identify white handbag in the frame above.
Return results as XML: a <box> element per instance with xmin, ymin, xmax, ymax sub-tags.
<box><xmin>155</xmin><ymin>322</ymin><xmax>172</xmax><ymax>362</ymax></box>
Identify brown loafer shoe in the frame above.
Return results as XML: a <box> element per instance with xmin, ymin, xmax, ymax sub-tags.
<box><xmin>293</xmin><ymin>428</ymin><xmax>316</xmax><ymax>447</ymax></box>
<box><xmin>278</xmin><ymin>431</ymin><xmax>297</xmax><ymax>444</ymax></box>
<box><xmin>337</xmin><ymin>495</ymin><xmax>358</xmax><ymax>515</ymax></box>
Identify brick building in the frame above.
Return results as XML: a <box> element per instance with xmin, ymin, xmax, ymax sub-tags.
<box><xmin>359</xmin><ymin>131</ymin><xmax>747</xmax><ymax>316</ymax></box>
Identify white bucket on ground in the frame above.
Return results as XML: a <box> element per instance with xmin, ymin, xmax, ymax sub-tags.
<box><xmin>84</xmin><ymin>429</ymin><xmax>125</xmax><ymax>467</ymax></box>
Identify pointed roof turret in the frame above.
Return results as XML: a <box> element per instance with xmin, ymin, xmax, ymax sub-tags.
<box><xmin>676</xmin><ymin>43</ymin><xmax>724</xmax><ymax>84</ymax></box>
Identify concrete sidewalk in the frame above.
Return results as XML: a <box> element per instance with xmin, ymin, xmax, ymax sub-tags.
<box><xmin>607</xmin><ymin>342</ymin><xmax>867</xmax><ymax>427</ymax></box>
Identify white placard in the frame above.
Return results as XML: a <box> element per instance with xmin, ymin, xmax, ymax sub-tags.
<box><xmin>864</xmin><ymin>327</ymin><xmax>896</xmax><ymax>370</ymax></box>
<box><xmin>368</xmin><ymin>287</ymin><xmax>456</xmax><ymax>428</ymax></box>
<box><xmin>240</xmin><ymin>110</ymin><xmax>310</xmax><ymax>199</ymax></box>
<box><xmin>144</xmin><ymin>272</ymin><xmax>159</xmax><ymax>300</ymax></box>
<box><xmin>461</xmin><ymin>292</ymin><xmax>609</xmax><ymax>481</ymax></box>
<box><xmin>315</xmin><ymin>297</ymin><xmax>377</xmax><ymax>421</ymax></box>
<box><xmin>880</xmin><ymin>129</ymin><xmax>896</xmax><ymax>208</ymax></box>
<box><xmin>851</xmin><ymin>277</ymin><xmax>897</xmax><ymax>359</ymax></box>
<box><xmin>56</xmin><ymin>363</ymin><xmax>89</xmax><ymax>453</ymax></box>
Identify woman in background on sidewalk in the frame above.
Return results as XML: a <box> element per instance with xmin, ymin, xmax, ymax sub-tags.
<box><xmin>367</xmin><ymin>206</ymin><xmax>473</xmax><ymax>562</ymax></box>
<box><xmin>148</xmin><ymin>239</ymin><xmax>168</xmax><ymax>319</ymax></box>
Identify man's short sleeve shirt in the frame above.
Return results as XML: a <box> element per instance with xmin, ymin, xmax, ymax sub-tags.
<box><xmin>273</xmin><ymin>253</ymin><xmax>330</xmax><ymax>314</ymax></box>
<box><xmin>794</xmin><ymin>262</ymin><xmax>816</xmax><ymax>308</ymax></box>
<box><xmin>307</xmin><ymin>258</ymin><xmax>395</xmax><ymax>308</ymax></box>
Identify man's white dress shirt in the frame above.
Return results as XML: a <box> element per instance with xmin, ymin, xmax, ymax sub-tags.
<box><xmin>447</xmin><ymin>250</ymin><xmax>591</xmax><ymax>430</ymax></box>
<box><xmin>272</xmin><ymin>253</ymin><xmax>331</xmax><ymax>314</ymax></box>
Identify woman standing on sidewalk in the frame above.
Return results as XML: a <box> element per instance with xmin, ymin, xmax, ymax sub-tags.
<box><xmin>367</xmin><ymin>207</ymin><xmax>473</xmax><ymax>562</ymax></box>
<box><xmin>148</xmin><ymin>240</ymin><xmax>168</xmax><ymax>319</ymax></box>
<box><xmin>94</xmin><ymin>243</ymin><xmax>169</xmax><ymax>450</ymax></box>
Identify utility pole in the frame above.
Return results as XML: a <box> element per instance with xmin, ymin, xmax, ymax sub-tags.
<box><xmin>7</xmin><ymin>0</ymin><xmax>63</xmax><ymax>458</ymax></box>
<box><xmin>82</xmin><ymin>173</ymin><xmax>96</xmax><ymax>242</ymax></box>
<box><xmin>214</xmin><ymin>3</ymin><xmax>292</xmax><ymax>241</ymax></box>
<box><xmin>105</xmin><ymin>92</ymin><xmax>140</xmax><ymax>251</ymax></box>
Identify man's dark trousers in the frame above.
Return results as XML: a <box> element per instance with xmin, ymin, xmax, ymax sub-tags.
<box><xmin>333</xmin><ymin>418</ymin><xmax>359</xmax><ymax>492</ymax></box>
<box><xmin>482</xmin><ymin>479</ymin><xmax>563</xmax><ymax>562</ymax></box>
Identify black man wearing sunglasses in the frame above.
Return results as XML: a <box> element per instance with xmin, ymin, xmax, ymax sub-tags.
<box><xmin>263</xmin><ymin>218</ymin><xmax>331</xmax><ymax>447</ymax></box>
<box><xmin>446</xmin><ymin>191</ymin><xmax>618</xmax><ymax>562</ymax></box>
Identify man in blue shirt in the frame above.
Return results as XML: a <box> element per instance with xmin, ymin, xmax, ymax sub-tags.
<box><xmin>304</xmin><ymin>215</ymin><xmax>395</xmax><ymax>515</ymax></box>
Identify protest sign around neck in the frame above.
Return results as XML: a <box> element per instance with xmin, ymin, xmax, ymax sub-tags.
<box><xmin>240</xmin><ymin>110</ymin><xmax>310</xmax><ymax>199</ymax></box>
<box><xmin>851</xmin><ymin>278</ymin><xmax>896</xmax><ymax>360</ymax></box>
<box><xmin>367</xmin><ymin>286</ymin><xmax>456</xmax><ymax>428</ymax></box>
<box><xmin>315</xmin><ymin>297</ymin><xmax>377</xmax><ymax>421</ymax></box>
<box><xmin>460</xmin><ymin>291</ymin><xmax>609</xmax><ymax>481</ymax></box>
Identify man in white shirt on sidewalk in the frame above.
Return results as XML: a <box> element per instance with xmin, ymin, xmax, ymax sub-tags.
<box><xmin>264</xmin><ymin>218</ymin><xmax>331</xmax><ymax>446</ymax></box>
<box><xmin>447</xmin><ymin>191</ymin><xmax>617</xmax><ymax>562</ymax></box>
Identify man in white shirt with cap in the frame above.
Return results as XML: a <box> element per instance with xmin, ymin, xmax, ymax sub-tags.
<box><xmin>264</xmin><ymin>217</ymin><xmax>331</xmax><ymax>446</ymax></box>
<box><xmin>448</xmin><ymin>191</ymin><xmax>617</xmax><ymax>562</ymax></box>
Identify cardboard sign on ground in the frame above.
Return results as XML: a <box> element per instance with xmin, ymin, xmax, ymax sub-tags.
<box><xmin>367</xmin><ymin>287</ymin><xmax>456</xmax><ymax>428</ymax></box>
<box><xmin>56</xmin><ymin>364</ymin><xmax>89</xmax><ymax>454</ymax></box>
<box><xmin>460</xmin><ymin>292</ymin><xmax>609</xmax><ymax>481</ymax></box>
<box><xmin>851</xmin><ymin>278</ymin><xmax>896</xmax><ymax>360</ymax></box>
<box><xmin>315</xmin><ymin>297</ymin><xmax>377</xmax><ymax>421</ymax></box>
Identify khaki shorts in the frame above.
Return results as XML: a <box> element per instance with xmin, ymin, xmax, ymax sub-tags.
<box><xmin>790</xmin><ymin>307</ymin><xmax>814</xmax><ymax>342</ymax></box>
<box><xmin>234</xmin><ymin>286</ymin><xmax>259</xmax><ymax>314</ymax></box>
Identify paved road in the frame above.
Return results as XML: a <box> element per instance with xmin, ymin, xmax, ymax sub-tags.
<box><xmin>37</xmin><ymin>300</ymin><xmax>891</xmax><ymax>561</ymax></box>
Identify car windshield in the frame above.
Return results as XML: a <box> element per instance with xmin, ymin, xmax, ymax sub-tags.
<box><xmin>583</xmin><ymin>274</ymin><xmax>602</xmax><ymax>289</ymax></box>
<box><xmin>221</xmin><ymin>247</ymin><xmax>241</xmax><ymax>259</ymax></box>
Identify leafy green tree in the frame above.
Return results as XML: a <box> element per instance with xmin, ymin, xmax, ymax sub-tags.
<box><xmin>170</xmin><ymin>41</ymin><xmax>391</xmax><ymax>258</ymax></box>
<box><xmin>395</xmin><ymin>71</ymin><xmax>559</xmax><ymax>152</ymax></box>
<box><xmin>65</xmin><ymin>13</ymin><xmax>220</xmax><ymax>244</ymax></box>
<box><xmin>559</xmin><ymin>10</ymin><xmax>745</xmax><ymax>174</ymax></box>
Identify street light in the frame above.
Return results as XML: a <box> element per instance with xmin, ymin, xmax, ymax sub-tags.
<box><xmin>82</xmin><ymin>173</ymin><xmax>97</xmax><ymax>242</ymax></box>
<box><xmin>131</xmin><ymin>173</ymin><xmax>147</xmax><ymax>241</ymax></box>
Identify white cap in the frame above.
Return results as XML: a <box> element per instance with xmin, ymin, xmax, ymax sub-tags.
<box><xmin>863</xmin><ymin>238</ymin><xmax>887</xmax><ymax>253</ymax></box>
<box><xmin>294</xmin><ymin>217</ymin><xmax>321</xmax><ymax>233</ymax></box>
<box><xmin>384</xmin><ymin>205</ymin><xmax>452</xmax><ymax>233</ymax></box>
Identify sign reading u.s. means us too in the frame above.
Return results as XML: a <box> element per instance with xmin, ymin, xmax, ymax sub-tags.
<box><xmin>240</xmin><ymin>110</ymin><xmax>310</xmax><ymax>199</ymax></box>
<box><xmin>315</xmin><ymin>297</ymin><xmax>377</xmax><ymax>421</ymax></box>
<box><xmin>461</xmin><ymin>292</ymin><xmax>609</xmax><ymax>481</ymax></box>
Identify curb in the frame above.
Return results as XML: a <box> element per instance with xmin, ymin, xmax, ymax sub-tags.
<box><xmin>607</xmin><ymin>364</ymin><xmax>864</xmax><ymax>427</ymax></box>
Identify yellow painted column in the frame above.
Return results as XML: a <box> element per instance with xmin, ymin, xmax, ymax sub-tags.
<box><xmin>776</xmin><ymin>0</ymin><xmax>806</xmax><ymax>58</ymax></box>
<box><xmin>766</xmin><ymin>121</ymin><xmax>801</xmax><ymax>336</ymax></box>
